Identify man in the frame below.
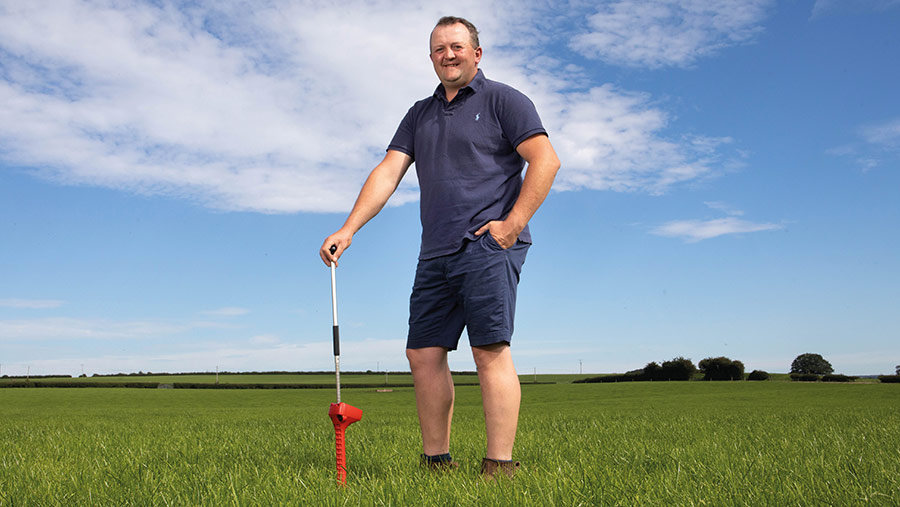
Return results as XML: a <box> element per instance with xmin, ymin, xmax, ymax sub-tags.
<box><xmin>319</xmin><ymin>16</ymin><xmax>559</xmax><ymax>479</ymax></box>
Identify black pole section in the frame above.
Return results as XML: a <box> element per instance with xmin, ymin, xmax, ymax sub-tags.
<box><xmin>329</xmin><ymin>244</ymin><xmax>341</xmax><ymax>357</ymax></box>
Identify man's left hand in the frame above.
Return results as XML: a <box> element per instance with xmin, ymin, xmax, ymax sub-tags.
<box><xmin>474</xmin><ymin>219</ymin><xmax>522</xmax><ymax>250</ymax></box>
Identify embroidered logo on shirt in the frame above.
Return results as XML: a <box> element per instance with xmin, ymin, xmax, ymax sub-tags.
<box><xmin>475</xmin><ymin>113</ymin><xmax>480</xmax><ymax>121</ymax></box>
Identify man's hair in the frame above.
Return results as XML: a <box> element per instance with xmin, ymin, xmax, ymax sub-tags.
<box><xmin>433</xmin><ymin>16</ymin><xmax>480</xmax><ymax>50</ymax></box>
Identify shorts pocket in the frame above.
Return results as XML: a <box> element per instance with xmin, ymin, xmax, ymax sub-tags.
<box><xmin>481</xmin><ymin>232</ymin><xmax>506</xmax><ymax>251</ymax></box>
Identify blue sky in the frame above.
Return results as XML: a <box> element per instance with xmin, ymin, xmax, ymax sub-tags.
<box><xmin>1</xmin><ymin>0</ymin><xmax>898</xmax><ymax>377</ymax></box>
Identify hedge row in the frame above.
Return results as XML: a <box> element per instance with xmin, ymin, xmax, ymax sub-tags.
<box><xmin>878</xmin><ymin>375</ymin><xmax>900</xmax><ymax>383</ymax></box>
<box><xmin>575</xmin><ymin>372</ymin><xmax>680</xmax><ymax>383</ymax></box>
<box><xmin>790</xmin><ymin>374</ymin><xmax>866</xmax><ymax>382</ymax></box>
<box><xmin>575</xmin><ymin>372</ymin><xmax>647</xmax><ymax>383</ymax></box>
<box><xmin>0</xmin><ymin>381</ymin><xmax>447</xmax><ymax>389</ymax></box>
<box><xmin>576</xmin><ymin>356</ymin><xmax>700</xmax><ymax>383</ymax></box>
<box><xmin>0</xmin><ymin>375</ymin><xmax>72</xmax><ymax>380</ymax></box>
<box><xmin>577</xmin><ymin>358</ymin><xmax>762</xmax><ymax>383</ymax></box>
<box><xmin>169</xmin><ymin>383</ymin><xmax>425</xmax><ymax>389</ymax></box>
<box><xmin>1</xmin><ymin>381</ymin><xmax>160</xmax><ymax>388</ymax></box>
<box><xmin>84</xmin><ymin>370</ymin><xmax>449</xmax><ymax>377</ymax></box>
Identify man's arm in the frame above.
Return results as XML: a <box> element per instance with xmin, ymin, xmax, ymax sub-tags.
<box><xmin>475</xmin><ymin>134</ymin><xmax>560</xmax><ymax>248</ymax></box>
<box><xmin>319</xmin><ymin>149</ymin><xmax>414</xmax><ymax>266</ymax></box>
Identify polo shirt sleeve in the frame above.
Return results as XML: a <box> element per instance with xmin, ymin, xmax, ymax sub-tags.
<box><xmin>387</xmin><ymin>106</ymin><xmax>416</xmax><ymax>161</ymax></box>
<box><xmin>499</xmin><ymin>89</ymin><xmax>547</xmax><ymax>150</ymax></box>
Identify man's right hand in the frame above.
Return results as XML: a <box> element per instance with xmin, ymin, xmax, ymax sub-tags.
<box><xmin>320</xmin><ymin>230</ymin><xmax>352</xmax><ymax>267</ymax></box>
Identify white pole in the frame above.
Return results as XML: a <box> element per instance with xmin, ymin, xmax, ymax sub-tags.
<box><xmin>330</xmin><ymin>253</ymin><xmax>341</xmax><ymax>404</ymax></box>
<box><xmin>331</xmin><ymin>262</ymin><xmax>339</xmax><ymax>326</ymax></box>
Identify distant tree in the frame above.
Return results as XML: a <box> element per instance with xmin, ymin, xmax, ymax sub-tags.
<box><xmin>895</xmin><ymin>365</ymin><xmax>900</xmax><ymax>375</ymax></box>
<box><xmin>643</xmin><ymin>362</ymin><xmax>661</xmax><ymax>380</ymax></box>
<box><xmin>790</xmin><ymin>353</ymin><xmax>834</xmax><ymax>375</ymax></box>
<box><xmin>699</xmin><ymin>357</ymin><xmax>745</xmax><ymax>380</ymax></box>
<box><xmin>660</xmin><ymin>357</ymin><xmax>696</xmax><ymax>381</ymax></box>
<box><xmin>747</xmin><ymin>370</ymin><xmax>769</xmax><ymax>381</ymax></box>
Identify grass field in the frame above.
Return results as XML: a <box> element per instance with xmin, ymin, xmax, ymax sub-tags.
<box><xmin>2</xmin><ymin>382</ymin><xmax>898</xmax><ymax>505</ymax></box>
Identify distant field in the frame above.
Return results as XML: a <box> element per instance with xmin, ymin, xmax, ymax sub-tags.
<box><xmin>3</xmin><ymin>373</ymin><xmax>412</xmax><ymax>386</ymax></box>
<box><xmin>0</xmin><ymin>372</ymin><xmax>590</xmax><ymax>386</ymax></box>
<box><xmin>2</xmin><ymin>382</ymin><xmax>898</xmax><ymax>505</ymax></box>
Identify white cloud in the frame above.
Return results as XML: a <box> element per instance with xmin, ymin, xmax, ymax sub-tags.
<box><xmin>855</xmin><ymin>158</ymin><xmax>880</xmax><ymax>173</ymax></box>
<box><xmin>12</xmin><ymin>337</ymin><xmax>407</xmax><ymax>376</ymax></box>
<box><xmin>0</xmin><ymin>0</ymin><xmax>745</xmax><ymax>214</ymax></box>
<box><xmin>202</xmin><ymin>307</ymin><xmax>250</xmax><ymax>317</ymax></box>
<box><xmin>860</xmin><ymin>118</ymin><xmax>900</xmax><ymax>149</ymax></box>
<box><xmin>703</xmin><ymin>201</ymin><xmax>744</xmax><ymax>216</ymax></box>
<box><xmin>0</xmin><ymin>0</ymin><xmax>426</xmax><ymax>213</ymax></box>
<box><xmin>0</xmin><ymin>311</ymin><xmax>403</xmax><ymax>374</ymax></box>
<box><xmin>570</xmin><ymin>0</ymin><xmax>772</xmax><ymax>68</ymax></box>
<box><xmin>0</xmin><ymin>317</ymin><xmax>228</xmax><ymax>341</ymax></box>
<box><xmin>825</xmin><ymin>145</ymin><xmax>856</xmax><ymax>157</ymax></box>
<box><xmin>651</xmin><ymin>216</ymin><xmax>783</xmax><ymax>242</ymax></box>
<box><xmin>826</xmin><ymin>117</ymin><xmax>900</xmax><ymax>172</ymax></box>
<box><xmin>249</xmin><ymin>334</ymin><xmax>280</xmax><ymax>345</ymax></box>
<box><xmin>528</xmin><ymin>83</ymin><xmax>735</xmax><ymax>194</ymax></box>
<box><xmin>0</xmin><ymin>298</ymin><xmax>65</xmax><ymax>309</ymax></box>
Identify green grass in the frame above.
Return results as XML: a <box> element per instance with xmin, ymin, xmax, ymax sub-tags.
<box><xmin>1</xmin><ymin>382</ymin><xmax>898</xmax><ymax>505</ymax></box>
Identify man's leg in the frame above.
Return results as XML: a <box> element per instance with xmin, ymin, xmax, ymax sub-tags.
<box><xmin>472</xmin><ymin>342</ymin><xmax>520</xmax><ymax>460</ymax></box>
<box><xmin>406</xmin><ymin>346</ymin><xmax>454</xmax><ymax>456</ymax></box>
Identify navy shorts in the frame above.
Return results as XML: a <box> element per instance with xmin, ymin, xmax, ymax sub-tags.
<box><xmin>407</xmin><ymin>233</ymin><xmax>530</xmax><ymax>350</ymax></box>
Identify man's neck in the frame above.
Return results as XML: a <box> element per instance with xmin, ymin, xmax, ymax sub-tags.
<box><xmin>442</xmin><ymin>69</ymin><xmax>478</xmax><ymax>103</ymax></box>
<box><xmin>444</xmin><ymin>86</ymin><xmax>462</xmax><ymax>103</ymax></box>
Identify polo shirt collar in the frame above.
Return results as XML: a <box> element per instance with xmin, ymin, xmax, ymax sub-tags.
<box><xmin>433</xmin><ymin>68</ymin><xmax>486</xmax><ymax>102</ymax></box>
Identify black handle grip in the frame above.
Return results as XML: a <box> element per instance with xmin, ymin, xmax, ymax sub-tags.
<box><xmin>329</xmin><ymin>245</ymin><xmax>337</xmax><ymax>255</ymax></box>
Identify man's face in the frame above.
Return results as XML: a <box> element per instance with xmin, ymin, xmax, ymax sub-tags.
<box><xmin>429</xmin><ymin>23</ymin><xmax>482</xmax><ymax>91</ymax></box>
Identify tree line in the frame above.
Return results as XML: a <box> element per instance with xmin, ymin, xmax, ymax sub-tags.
<box><xmin>576</xmin><ymin>353</ymin><xmax>900</xmax><ymax>383</ymax></box>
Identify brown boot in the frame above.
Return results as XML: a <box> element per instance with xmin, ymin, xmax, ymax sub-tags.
<box><xmin>481</xmin><ymin>458</ymin><xmax>520</xmax><ymax>480</ymax></box>
<box><xmin>420</xmin><ymin>454</ymin><xmax>459</xmax><ymax>470</ymax></box>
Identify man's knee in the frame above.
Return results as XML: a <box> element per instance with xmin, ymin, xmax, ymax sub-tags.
<box><xmin>407</xmin><ymin>346</ymin><xmax>449</xmax><ymax>372</ymax></box>
<box><xmin>472</xmin><ymin>341</ymin><xmax>511</xmax><ymax>371</ymax></box>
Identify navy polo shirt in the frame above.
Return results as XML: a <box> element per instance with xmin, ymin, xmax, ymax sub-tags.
<box><xmin>388</xmin><ymin>69</ymin><xmax>547</xmax><ymax>260</ymax></box>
